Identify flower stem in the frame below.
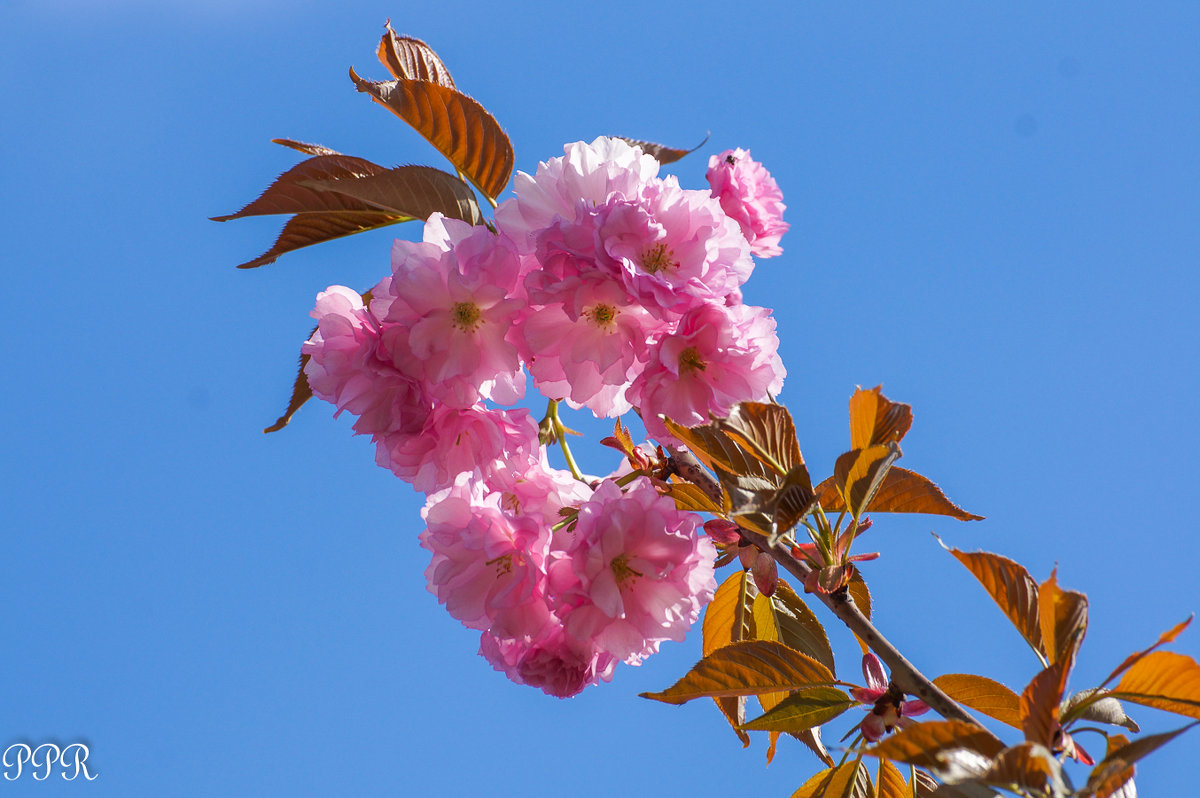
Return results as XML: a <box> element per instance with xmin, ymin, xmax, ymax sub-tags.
<box><xmin>546</xmin><ymin>400</ymin><xmax>586</xmax><ymax>483</ymax></box>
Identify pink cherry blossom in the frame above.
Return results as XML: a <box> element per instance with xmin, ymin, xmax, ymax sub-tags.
<box><xmin>479</xmin><ymin>625</ymin><xmax>618</xmax><ymax>699</ymax></box>
<box><xmin>706</xmin><ymin>148</ymin><xmax>789</xmax><ymax>258</ymax></box>
<box><xmin>629</xmin><ymin>301</ymin><xmax>786</xmax><ymax>443</ymax></box>
<box><xmin>375</xmin><ymin>404</ymin><xmax>541</xmax><ymax>494</ymax></box>
<box><xmin>495</xmin><ymin>136</ymin><xmax>661</xmax><ymax>253</ymax></box>
<box><xmin>596</xmin><ymin>177</ymin><xmax>753</xmax><ymax>316</ymax></box>
<box><xmin>548</xmin><ymin>477</ymin><xmax>716</xmax><ymax>664</ymax></box>
<box><xmin>420</xmin><ymin>477</ymin><xmax>553</xmax><ymax>639</ymax></box>
<box><xmin>374</xmin><ymin>214</ymin><xmax>526</xmax><ymax>409</ymax></box>
<box><xmin>301</xmin><ymin>286</ymin><xmax>431</xmax><ymax>437</ymax></box>
<box><xmin>851</xmin><ymin>653</ymin><xmax>929</xmax><ymax>742</ymax></box>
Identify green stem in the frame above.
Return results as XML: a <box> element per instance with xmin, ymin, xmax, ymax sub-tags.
<box><xmin>546</xmin><ymin>400</ymin><xmax>586</xmax><ymax>483</ymax></box>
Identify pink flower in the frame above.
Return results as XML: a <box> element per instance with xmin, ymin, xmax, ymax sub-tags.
<box><xmin>516</xmin><ymin>276</ymin><xmax>663</xmax><ymax>417</ymax></box>
<box><xmin>374</xmin><ymin>214</ymin><xmax>525</xmax><ymax>409</ymax></box>
<box><xmin>479</xmin><ymin>625</ymin><xmax>618</xmax><ymax>699</ymax></box>
<box><xmin>548</xmin><ymin>477</ymin><xmax>716</xmax><ymax>663</ymax></box>
<box><xmin>629</xmin><ymin>302</ymin><xmax>786</xmax><ymax>443</ymax></box>
<box><xmin>301</xmin><ymin>286</ymin><xmax>431</xmax><ymax>437</ymax></box>
<box><xmin>420</xmin><ymin>478</ymin><xmax>553</xmax><ymax>639</ymax></box>
<box><xmin>706</xmin><ymin>148</ymin><xmax>789</xmax><ymax>258</ymax></box>
<box><xmin>596</xmin><ymin>178</ymin><xmax>753</xmax><ymax>316</ymax></box>
<box><xmin>495</xmin><ymin>136</ymin><xmax>661</xmax><ymax>253</ymax></box>
<box><xmin>375</xmin><ymin>405</ymin><xmax>541</xmax><ymax>494</ymax></box>
<box><xmin>483</xmin><ymin>453</ymin><xmax>592</xmax><ymax>526</ymax></box>
<box><xmin>852</xmin><ymin>653</ymin><xmax>929</xmax><ymax>742</ymax></box>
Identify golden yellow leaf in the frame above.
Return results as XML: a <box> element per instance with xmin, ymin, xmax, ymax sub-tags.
<box><xmin>641</xmin><ymin>640</ymin><xmax>835</xmax><ymax>705</ymax></box>
<box><xmin>933</xmin><ymin>674</ymin><xmax>1022</xmax><ymax>729</ymax></box>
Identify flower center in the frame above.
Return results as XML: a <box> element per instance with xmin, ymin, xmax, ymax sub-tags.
<box><xmin>451</xmin><ymin>301</ymin><xmax>482</xmax><ymax>332</ymax></box>
<box><xmin>486</xmin><ymin>552</ymin><xmax>514</xmax><ymax>576</ymax></box>
<box><xmin>611</xmin><ymin>555</ymin><xmax>643</xmax><ymax>585</ymax></box>
<box><xmin>587</xmin><ymin>303</ymin><xmax>618</xmax><ymax>330</ymax></box>
<box><xmin>678</xmin><ymin>346</ymin><xmax>707</xmax><ymax>373</ymax></box>
<box><xmin>640</xmin><ymin>243</ymin><xmax>677</xmax><ymax>274</ymax></box>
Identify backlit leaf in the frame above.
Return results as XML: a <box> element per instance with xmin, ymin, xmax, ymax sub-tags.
<box><xmin>667</xmin><ymin>480</ymin><xmax>725</xmax><ymax>515</ymax></box>
<box><xmin>741</xmin><ymin>686</ymin><xmax>856</xmax><ymax>733</ymax></box>
<box><xmin>212</xmin><ymin>154</ymin><xmax>391</xmax><ymax>220</ymax></box>
<box><xmin>975</xmin><ymin>743</ymin><xmax>1066</xmax><ymax>795</ymax></box>
<box><xmin>349</xmin><ymin>68</ymin><xmax>514</xmax><ymax>201</ymax></box>
<box><xmin>796</xmin><ymin>727</ymin><xmax>836</xmax><ymax>768</ymax></box>
<box><xmin>1096</xmin><ymin>722</ymin><xmax>1197</xmax><ymax>772</ymax></box>
<box><xmin>1113</xmin><ymin>651</ymin><xmax>1200</xmax><ymax>719</ymax></box>
<box><xmin>1101</xmin><ymin>615</ymin><xmax>1193</xmax><ymax>687</ymax></box>
<box><xmin>793</xmin><ymin>768</ymin><xmax>836</xmax><ymax>798</ymax></box>
<box><xmin>263</xmin><ymin>353</ymin><xmax>312</xmax><ymax>433</ymax></box>
<box><xmin>641</xmin><ymin>640</ymin><xmax>836</xmax><ymax>705</ymax></box>
<box><xmin>773</xmin><ymin>580</ymin><xmax>836</xmax><ymax>674</ymax></box>
<box><xmin>835</xmin><ymin>443</ymin><xmax>901</xmax><ymax>519</ymax></box>
<box><xmin>1019</xmin><ymin>659</ymin><xmax>1071</xmax><ymax>748</ymax></box>
<box><xmin>814</xmin><ymin>468</ymin><xmax>982</xmax><ymax>521</ymax></box>
<box><xmin>704</xmin><ymin>570</ymin><xmax>756</xmax><ymax>657</ymax></box>
<box><xmin>1037</xmin><ymin>569</ymin><xmax>1088</xmax><ymax>666</ymax></box>
<box><xmin>1083</xmin><ymin>763</ymin><xmax>1137</xmax><ymax>798</ymax></box>
<box><xmin>664</xmin><ymin>417</ymin><xmax>775</xmax><ymax>485</ymax></box>
<box><xmin>376</xmin><ymin>21</ymin><xmax>456</xmax><ymax>88</ymax></box>
<box><xmin>720</xmin><ymin>401</ymin><xmax>804</xmax><ymax>476</ymax></box>
<box><xmin>820</xmin><ymin>759</ymin><xmax>874</xmax><ymax>798</ymax></box>
<box><xmin>300</xmin><ymin>164</ymin><xmax>484</xmax><ymax>226</ymax></box>
<box><xmin>849</xmin><ymin>386</ymin><xmax>913</xmax><ymax>450</ymax></box>
<box><xmin>234</xmin><ymin>211</ymin><xmax>407</xmax><ymax>270</ymax></box>
<box><xmin>861</xmin><ymin>720</ymin><xmax>1005</xmax><ymax>769</ymax></box>
<box><xmin>848</xmin><ymin>569</ymin><xmax>872</xmax><ymax>620</ymax></box>
<box><xmin>703</xmin><ymin>570</ymin><xmax>756</xmax><ymax>745</ymax></box>
<box><xmin>271</xmin><ymin>138</ymin><xmax>341</xmax><ymax>156</ymax></box>
<box><xmin>932</xmin><ymin>674</ymin><xmax>1022</xmax><ymax>729</ymax></box>
<box><xmin>614</xmin><ymin>134</ymin><xmax>708</xmax><ymax>165</ymax></box>
<box><xmin>940</xmin><ymin>541</ymin><xmax>1045</xmax><ymax>663</ymax></box>
<box><xmin>753</xmin><ymin>591</ymin><xmax>788</xmax><ymax>711</ymax></box>
<box><xmin>876</xmin><ymin>759</ymin><xmax>909</xmax><ymax>798</ymax></box>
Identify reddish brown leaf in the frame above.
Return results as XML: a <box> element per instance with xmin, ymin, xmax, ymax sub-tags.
<box><xmin>1019</xmin><ymin>659</ymin><xmax>1071</xmax><ymax>748</ymax></box>
<box><xmin>933</xmin><ymin>674</ymin><xmax>1022</xmax><ymax>729</ymax></box>
<box><xmin>704</xmin><ymin>570</ymin><xmax>756</xmax><ymax>657</ymax></box>
<box><xmin>1037</xmin><ymin>569</ymin><xmax>1088</xmax><ymax>666</ymax></box>
<box><xmin>349</xmin><ymin>68</ymin><xmax>514</xmax><ymax>201</ymax></box>
<box><xmin>1113</xmin><ymin>651</ymin><xmax>1200</xmax><ymax>719</ymax></box>
<box><xmin>940</xmin><ymin>541</ymin><xmax>1045</xmax><ymax>662</ymax></box>
<box><xmin>263</xmin><ymin>352</ymin><xmax>312</xmax><ymax>433</ymax></box>
<box><xmin>849</xmin><ymin>386</ymin><xmax>913</xmax><ymax>450</ymax></box>
<box><xmin>1083</xmin><ymin>763</ymin><xmax>1137</xmax><ymax>798</ymax></box>
<box><xmin>815</xmin><ymin>468</ymin><xmax>982</xmax><ymax>521</ymax></box>
<box><xmin>821</xmin><ymin>759</ymin><xmax>874</xmax><ymax>798</ymax></box>
<box><xmin>271</xmin><ymin>138</ymin><xmax>341</xmax><ymax>156</ymax></box>
<box><xmin>720</xmin><ymin>401</ymin><xmax>804</xmax><ymax>477</ymax></box>
<box><xmin>663</xmin><ymin>417</ymin><xmax>775</xmax><ymax>486</ymax></box>
<box><xmin>301</xmin><ymin>164</ymin><xmax>484</xmax><ymax>225</ymax></box>
<box><xmin>376</xmin><ymin>21</ymin><xmax>456</xmax><ymax>88</ymax></box>
<box><xmin>792</xmin><ymin>767</ymin><xmax>835</xmax><ymax>798</ymax></box>
<box><xmin>231</xmin><ymin>211</ymin><xmax>406</xmax><ymax>270</ymax></box>
<box><xmin>212</xmin><ymin>154</ymin><xmax>392</xmax><ymax>221</ymax></box>
<box><xmin>861</xmin><ymin>720</ymin><xmax>1005</xmax><ymax>768</ymax></box>
<box><xmin>715</xmin><ymin>694</ymin><xmax>751</xmax><ymax>748</ymax></box>
<box><xmin>795</xmin><ymin>727</ymin><xmax>835</xmax><ymax>768</ymax></box>
<box><xmin>1096</xmin><ymin>722</ymin><xmax>1198</xmax><ymax>772</ymax></box>
<box><xmin>835</xmin><ymin>443</ymin><xmax>901</xmax><ymax>519</ymax></box>
<box><xmin>976</xmin><ymin>743</ymin><xmax>1066</xmax><ymax>795</ymax></box>
<box><xmin>1101</xmin><ymin>615</ymin><xmax>1193</xmax><ymax>688</ymax></box>
<box><xmin>848</xmin><ymin>569</ymin><xmax>872</xmax><ymax>620</ymax></box>
<box><xmin>640</xmin><ymin>640</ymin><xmax>836</xmax><ymax>705</ymax></box>
<box><xmin>613</xmin><ymin>134</ymin><xmax>709</xmax><ymax>165</ymax></box>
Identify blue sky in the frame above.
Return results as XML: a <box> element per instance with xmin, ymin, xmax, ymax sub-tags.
<box><xmin>3</xmin><ymin>1</ymin><xmax>1198</xmax><ymax>795</ymax></box>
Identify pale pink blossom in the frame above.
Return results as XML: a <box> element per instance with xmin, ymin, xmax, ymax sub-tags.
<box><xmin>706</xmin><ymin>148</ymin><xmax>789</xmax><ymax>258</ymax></box>
<box><xmin>596</xmin><ymin>178</ymin><xmax>753</xmax><ymax>316</ymax></box>
<box><xmin>484</xmin><ymin>453</ymin><xmax>592</xmax><ymax>526</ymax></box>
<box><xmin>374</xmin><ymin>215</ymin><xmax>525</xmax><ymax>408</ymax></box>
<box><xmin>629</xmin><ymin>302</ymin><xmax>786</xmax><ymax>443</ymax></box>
<box><xmin>479</xmin><ymin>625</ymin><xmax>618</xmax><ymax>699</ymax></box>
<box><xmin>495</xmin><ymin>136</ymin><xmax>660</xmax><ymax>253</ymax></box>
<box><xmin>516</xmin><ymin>277</ymin><xmax>664</xmax><ymax>417</ymax></box>
<box><xmin>301</xmin><ymin>286</ymin><xmax>431</xmax><ymax>436</ymax></box>
<box><xmin>420</xmin><ymin>478</ymin><xmax>552</xmax><ymax>639</ymax></box>
<box><xmin>548</xmin><ymin>477</ymin><xmax>716</xmax><ymax>664</ymax></box>
<box><xmin>375</xmin><ymin>405</ymin><xmax>540</xmax><ymax>494</ymax></box>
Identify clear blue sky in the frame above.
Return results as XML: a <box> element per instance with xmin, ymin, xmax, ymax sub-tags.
<box><xmin>3</xmin><ymin>1</ymin><xmax>1198</xmax><ymax>795</ymax></box>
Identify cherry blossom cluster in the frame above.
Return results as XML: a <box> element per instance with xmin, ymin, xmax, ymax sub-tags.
<box><xmin>301</xmin><ymin>137</ymin><xmax>789</xmax><ymax>695</ymax></box>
